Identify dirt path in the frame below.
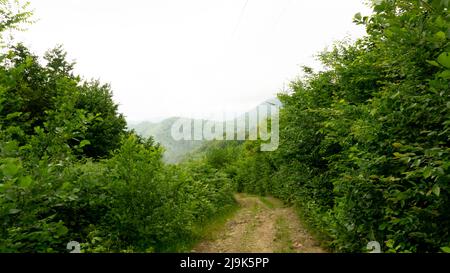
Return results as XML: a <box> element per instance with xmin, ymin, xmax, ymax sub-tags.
<box><xmin>193</xmin><ymin>194</ymin><xmax>325</xmax><ymax>253</ymax></box>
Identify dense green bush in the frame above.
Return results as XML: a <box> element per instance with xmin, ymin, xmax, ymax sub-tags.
<box><xmin>204</xmin><ymin>0</ymin><xmax>450</xmax><ymax>253</ymax></box>
<box><xmin>75</xmin><ymin>136</ymin><xmax>236</xmax><ymax>253</ymax></box>
<box><xmin>0</xmin><ymin>1</ymin><xmax>236</xmax><ymax>253</ymax></box>
<box><xmin>2</xmin><ymin>0</ymin><xmax>449</xmax><ymax>253</ymax></box>
<box><xmin>1</xmin><ymin>44</ymin><xmax>127</xmax><ymax>159</ymax></box>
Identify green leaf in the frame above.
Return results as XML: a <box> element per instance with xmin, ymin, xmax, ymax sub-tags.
<box><xmin>426</xmin><ymin>60</ymin><xmax>441</xmax><ymax>67</ymax></box>
<box><xmin>385</xmin><ymin>239</ymin><xmax>395</xmax><ymax>249</ymax></box>
<box><xmin>19</xmin><ymin>176</ymin><xmax>32</xmax><ymax>188</ymax></box>
<box><xmin>1</xmin><ymin>160</ymin><xmax>20</xmax><ymax>177</ymax></box>
<box><xmin>79</xmin><ymin>140</ymin><xmax>91</xmax><ymax>148</ymax></box>
<box><xmin>423</xmin><ymin>168</ymin><xmax>433</xmax><ymax>179</ymax></box>
<box><xmin>392</xmin><ymin>143</ymin><xmax>403</xmax><ymax>148</ymax></box>
<box><xmin>374</xmin><ymin>2</ymin><xmax>386</xmax><ymax>13</ymax></box>
<box><xmin>437</xmin><ymin>52</ymin><xmax>450</xmax><ymax>69</ymax></box>
<box><xmin>61</xmin><ymin>182</ymin><xmax>72</xmax><ymax>190</ymax></box>
<box><xmin>437</xmin><ymin>70</ymin><xmax>450</xmax><ymax>79</ymax></box>
<box><xmin>439</xmin><ymin>0</ymin><xmax>449</xmax><ymax>8</ymax></box>
<box><xmin>442</xmin><ymin>247</ymin><xmax>450</xmax><ymax>253</ymax></box>
<box><xmin>435</xmin><ymin>31</ymin><xmax>446</xmax><ymax>41</ymax></box>
<box><xmin>8</xmin><ymin>209</ymin><xmax>21</xmax><ymax>215</ymax></box>
<box><xmin>6</xmin><ymin>112</ymin><xmax>23</xmax><ymax>120</ymax></box>
<box><xmin>353</xmin><ymin>12</ymin><xmax>364</xmax><ymax>24</ymax></box>
<box><xmin>432</xmin><ymin>184</ymin><xmax>441</xmax><ymax>197</ymax></box>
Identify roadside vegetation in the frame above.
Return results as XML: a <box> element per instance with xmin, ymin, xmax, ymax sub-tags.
<box><xmin>1</xmin><ymin>0</ymin><xmax>449</xmax><ymax>253</ymax></box>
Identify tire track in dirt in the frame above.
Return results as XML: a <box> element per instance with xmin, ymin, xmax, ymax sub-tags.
<box><xmin>193</xmin><ymin>194</ymin><xmax>325</xmax><ymax>253</ymax></box>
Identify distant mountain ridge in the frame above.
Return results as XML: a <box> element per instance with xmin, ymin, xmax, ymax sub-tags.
<box><xmin>128</xmin><ymin>98</ymin><xmax>281</xmax><ymax>163</ymax></box>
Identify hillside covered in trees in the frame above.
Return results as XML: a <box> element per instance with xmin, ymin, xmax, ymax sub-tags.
<box><xmin>1</xmin><ymin>0</ymin><xmax>450</xmax><ymax>253</ymax></box>
<box><xmin>129</xmin><ymin>98</ymin><xmax>281</xmax><ymax>163</ymax></box>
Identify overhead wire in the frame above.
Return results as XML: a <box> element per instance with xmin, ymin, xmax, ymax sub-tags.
<box><xmin>231</xmin><ymin>0</ymin><xmax>250</xmax><ymax>38</ymax></box>
<box><xmin>274</xmin><ymin>0</ymin><xmax>292</xmax><ymax>26</ymax></box>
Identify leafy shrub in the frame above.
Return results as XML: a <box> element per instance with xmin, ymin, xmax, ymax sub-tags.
<box><xmin>0</xmin><ymin>1</ymin><xmax>236</xmax><ymax>252</ymax></box>
<box><xmin>207</xmin><ymin>0</ymin><xmax>450</xmax><ymax>253</ymax></box>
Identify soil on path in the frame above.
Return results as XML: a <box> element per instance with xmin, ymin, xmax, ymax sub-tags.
<box><xmin>193</xmin><ymin>194</ymin><xmax>325</xmax><ymax>253</ymax></box>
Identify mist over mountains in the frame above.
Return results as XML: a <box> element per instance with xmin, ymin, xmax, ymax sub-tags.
<box><xmin>128</xmin><ymin>98</ymin><xmax>281</xmax><ymax>163</ymax></box>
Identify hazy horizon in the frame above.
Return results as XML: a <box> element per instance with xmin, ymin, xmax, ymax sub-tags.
<box><xmin>14</xmin><ymin>0</ymin><xmax>372</xmax><ymax>122</ymax></box>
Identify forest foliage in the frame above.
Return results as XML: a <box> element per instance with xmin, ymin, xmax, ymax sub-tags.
<box><xmin>202</xmin><ymin>0</ymin><xmax>450</xmax><ymax>253</ymax></box>
<box><xmin>0</xmin><ymin>1</ymin><xmax>235</xmax><ymax>253</ymax></box>
<box><xmin>0</xmin><ymin>0</ymin><xmax>449</xmax><ymax>253</ymax></box>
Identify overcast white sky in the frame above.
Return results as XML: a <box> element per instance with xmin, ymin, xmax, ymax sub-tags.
<box><xmin>14</xmin><ymin>0</ymin><xmax>372</xmax><ymax>122</ymax></box>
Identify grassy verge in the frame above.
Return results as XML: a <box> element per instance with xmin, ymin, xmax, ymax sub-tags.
<box><xmin>292</xmin><ymin>204</ymin><xmax>333</xmax><ymax>252</ymax></box>
<box><xmin>259</xmin><ymin>196</ymin><xmax>276</xmax><ymax>209</ymax></box>
<box><xmin>259</xmin><ymin>196</ymin><xmax>284</xmax><ymax>209</ymax></box>
<box><xmin>274</xmin><ymin>216</ymin><xmax>295</xmax><ymax>253</ymax></box>
<box><xmin>176</xmin><ymin>202</ymin><xmax>240</xmax><ymax>253</ymax></box>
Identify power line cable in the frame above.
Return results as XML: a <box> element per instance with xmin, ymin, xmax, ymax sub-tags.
<box><xmin>232</xmin><ymin>0</ymin><xmax>249</xmax><ymax>37</ymax></box>
<box><xmin>274</xmin><ymin>0</ymin><xmax>292</xmax><ymax>26</ymax></box>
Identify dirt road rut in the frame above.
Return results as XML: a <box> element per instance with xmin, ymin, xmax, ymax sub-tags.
<box><xmin>193</xmin><ymin>194</ymin><xmax>325</xmax><ymax>253</ymax></box>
